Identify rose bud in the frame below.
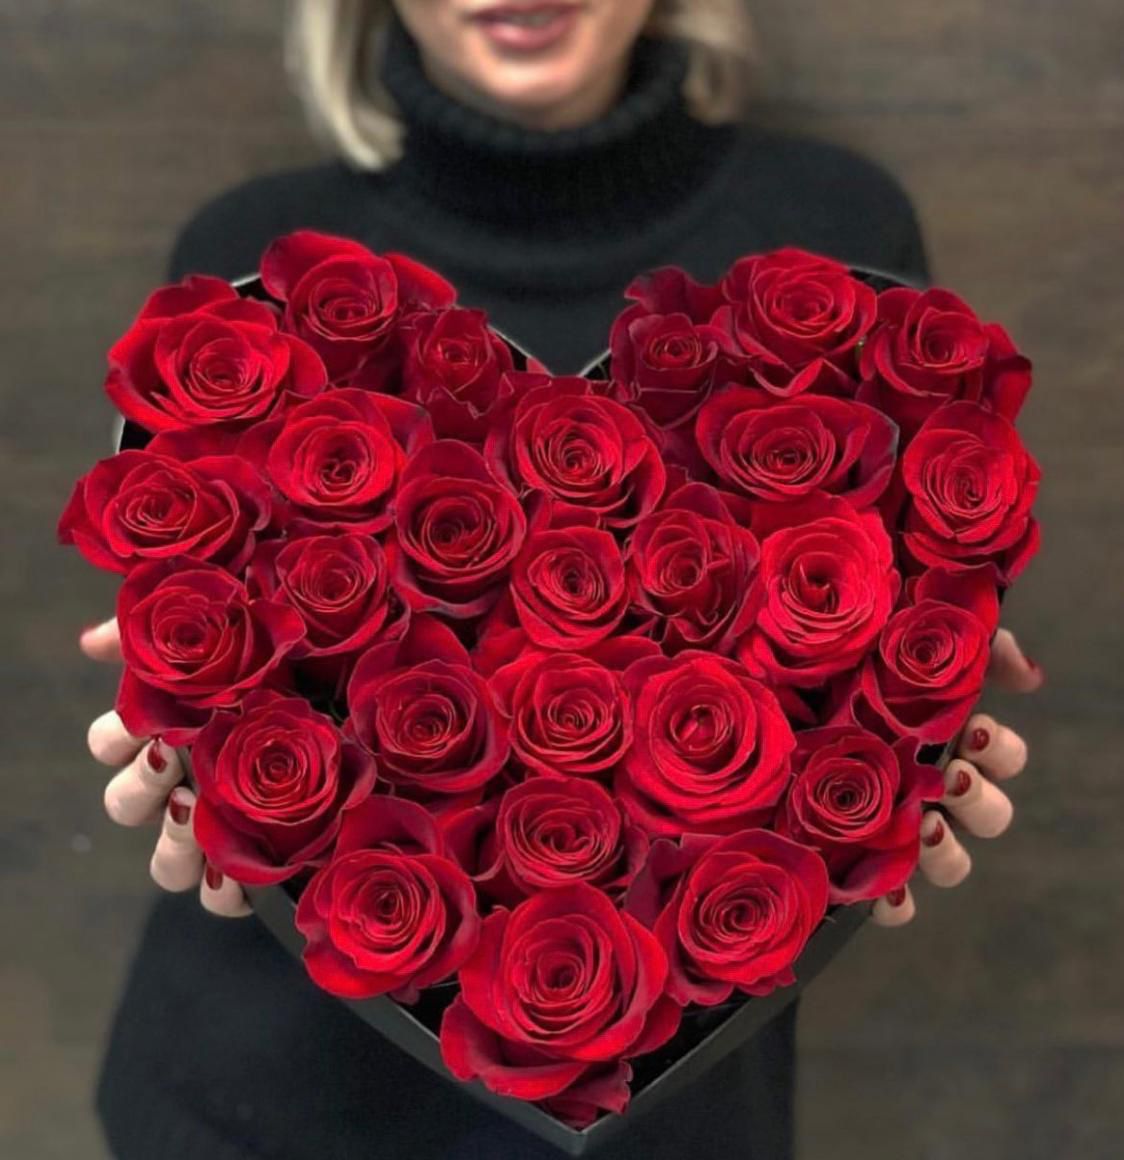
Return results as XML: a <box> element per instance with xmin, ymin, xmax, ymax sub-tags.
<box><xmin>854</xmin><ymin>565</ymin><xmax>1001</xmax><ymax>743</ymax></box>
<box><xmin>115</xmin><ymin>559</ymin><xmax>305</xmax><ymax>744</ymax></box>
<box><xmin>714</xmin><ymin>248</ymin><xmax>877</xmax><ymax>396</ymax></box>
<box><xmin>191</xmin><ymin>690</ymin><xmax>377</xmax><ymax>885</ymax></box>
<box><xmin>105</xmin><ymin>275</ymin><xmax>327</xmax><ymax>431</ymax></box>
<box><xmin>240</xmin><ymin>388</ymin><xmax>433</xmax><ymax>535</ymax></box>
<box><xmin>347</xmin><ymin>616</ymin><xmax>509</xmax><ymax>801</ymax></box>
<box><xmin>440</xmin><ymin>884</ymin><xmax>680</xmax><ymax>1117</ymax></box>
<box><xmin>858</xmin><ymin>286</ymin><xmax>1032</xmax><ymax>437</ymax></box>
<box><xmin>738</xmin><ymin>494</ymin><xmax>900</xmax><ymax>688</ymax></box>
<box><xmin>489</xmin><ymin>638</ymin><xmax>658</xmax><ymax>778</ymax></box>
<box><xmin>616</xmin><ymin>652</ymin><xmax>795</xmax><ymax>836</ymax></box>
<box><xmin>387</xmin><ymin>440</ymin><xmax>527</xmax><ymax>618</ymax></box>
<box><xmin>58</xmin><ymin>445</ymin><xmax>271</xmax><ymax>575</ymax></box>
<box><xmin>247</xmin><ymin>533</ymin><xmax>409</xmax><ymax>699</ymax></box>
<box><xmin>776</xmin><ymin>726</ymin><xmax>945</xmax><ymax>903</ymax></box>
<box><xmin>625</xmin><ymin>829</ymin><xmax>829</xmax><ymax>1006</ymax></box>
<box><xmin>695</xmin><ymin>386</ymin><xmax>898</xmax><ymax>508</ymax></box>
<box><xmin>260</xmin><ymin>230</ymin><xmax>456</xmax><ymax>388</ymax></box>
<box><xmin>627</xmin><ymin>482</ymin><xmax>759</xmax><ymax>656</ymax></box>
<box><xmin>296</xmin><ymin>796</ymin><xmax>480</xmax><ymax>1003</ymax></box>
<box><xmin>900</xmin><ymin>401</ymin><xmax>1041</xmax><ymax>583</ymax></box>
<box><xmin>400</xmin><ymin>307</ymin><xmax>515</xmax><ymax>441</ymax></box>
<box><xmin>485</xmin><ymin>374</ymin><xmax>666</xmax><ymax>530</ymax></box>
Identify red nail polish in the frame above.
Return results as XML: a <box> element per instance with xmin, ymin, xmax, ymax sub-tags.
<box><xmin>168</xmin><ymin>791</ymin><xmax>190</xmax><ymax>826</ymax></box>
<box><xmin>205</xmin><ymin>863</ymin><xmax>223</xmax><ymax>890</ymax></box>
<box><xmin>147</xmin><ymin>738</ymin><xmax>167</xmax><ymax>773</ymax></box>
<box><xmin>922</xmin><ymin>818</ymin><xmax>945</xmax><ymax>848</ymax></box>
<box><xmin>886</xmin><ymin>887</ymin><xmax>907</xmax><ymax>907</ymax></box>
<box><xmin>1027</xmin><ymin>658</ymin><xmax>1046</xmax><ymax>684</ymax></box>
<box><xmin>969</xmin><ymin>727</ymin><xmax>990</xmax><ymax>752</ymax></box>
<box><xmin>950</xmin><ymin>768</ymin><xmax>973</xmax><ymax>797</ymax></box>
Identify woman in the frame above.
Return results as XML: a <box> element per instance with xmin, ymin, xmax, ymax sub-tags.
<box><xmin>84</xmin><ymin>2</ymin><xmax>1041</xmax><ymax>1157</ymax></box>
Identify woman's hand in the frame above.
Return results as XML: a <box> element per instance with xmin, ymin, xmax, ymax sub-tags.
<box><xmin>870</xmin><ymin>627</ymin><xmax>1042</xmax><ymax>926</ymax></box>
<box><xmin>81</xmin><ymin>618</ymin><xmax>251</xmax><ymax>918</ymax></box>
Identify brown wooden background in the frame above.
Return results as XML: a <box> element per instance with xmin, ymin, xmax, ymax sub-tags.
<box><xmin>2</xmin><ymin>2</ymin><xmax>1121</xmax><ymax>1156</ymax></box>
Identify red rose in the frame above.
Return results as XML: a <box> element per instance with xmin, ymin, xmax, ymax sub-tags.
<box><xmin>115</xmin><ymin>560</ymin><xmax>304</xmax><ymax>744</ymax></box>
<box><xmin>440</xmin><ymin>884</ymin><xmax>680</xmax><ymax>1117</ymax></box>
<box><xmin>739</xmin><ymin>495</ymin><xmax>900</xmax><ymax>688</ymax></box>
<box><xmin>295</xmin><ymin>796</ymin><xmax>480</xmax><ymax>1002</ymax></box>
<box><xmin>387</xmin><ymin>441</ymin><xmax>527</xmax><ymax>618</ymax></box>
<box><xmin>616</xmin><ymin>652</ymin><xmax>794</xmax><ymax>836</ymax></box>
<box><xmin>619</xmin><ymin>266</ymin><xmax>726</xmax><ymax>326</ymax></box>
<box><xmin>191</xmin><ymin>690</ymin><xmax>376</xmax><ymax>884</ymax></box>
<box><xmin>854</xmin><ymin>565</ymin><xmax>1001</xmax><ymax>742</ymax></box>
<box><xmin>509</xmin><ymin>520</ymin><xmax>629</xmax><ymax>650</ymax></box>
<box><xmin>478</xmin><ymin>777</ymin><xmax>649</xmax><ymax>900</ymax></box>
<box><xmin>485</xmin><ymin>375</ymin><xmax>666</xmax><ymax>530</ymax></box>
<box><xmin>900</xmin><ymin>401</ymin><xmax>1041</xmax><ymax>582</ymax></box>
<box><xmin>858</xmin><ymin>287</ymin><xmax>1032</xmax><ymax>436</ymax></box>
<box><xmin>488</xmin><ymin>638</ymin><xmax>657</xmax><ymax>778</ymax></box>
<box><xmin>105</xmin><ymin>276</ymin><xmax>326</xmax><ymax>431</ymax></box>
<box><xmin>241</xmin><ymin>389</ymin><xmax>433</xmax><ymax>535</ymax></box>
<box><xmin>400</xmin><ymin>308</ymin><xmax>516</xmax><ymax>441</ymax></box>
<box><xmin>627</xmin><ymin>483</ymin><xmax>759</xmax><ymax>655</ymax></box>
<box><xmin>695</xmin><ymin>387</ymin><xmax>898</xmax><ymax>508</ymax></box>
<box><xmin>248</xmin><ymin>533</ymin><xmax>408</xmax><ymax>697</ymax></box>
<box><xmin>625</xmin><ymin>829</ymin><xmax>828</xmax><ymax>1006</ymax></box>
<box><xmin>347</xmin><ymin>617</ymin><xmax>509</xmax><ymax>799</ymax></box>
<box><xmin>260</xmin><ymin>230</ymin><xmax>456</xmax><ymax>387</ymax></box>
<box><xmin>714</xmin><ymin>249</ymin><xmax>876</xmax><ymax>395</ymax></box>
<box><xmin>58</xmin><ymin>445</ymin><xmax>270</xmax><ymax>575</ymax></box>
<box><xmin>775</xmin><ymin>727</ymin><xmax>944</xmax><ymax>903</ymax></box>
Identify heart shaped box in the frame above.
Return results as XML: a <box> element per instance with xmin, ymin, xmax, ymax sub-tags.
<box><xmin>120</xmin><ymin>265</ymin><xmax>934</xmax><ymax>1157</ymax></box>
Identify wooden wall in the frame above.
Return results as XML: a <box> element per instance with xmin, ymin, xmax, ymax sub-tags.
<box><xmin>2</xmin><ymin>2</ymin><xmax>1121</xmax><ymax>1156</ymax></box>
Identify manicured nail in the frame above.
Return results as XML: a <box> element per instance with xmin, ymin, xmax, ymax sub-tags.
<box><xmin>886</xmin><ymin>887</ymin><xmax>907</xmax><ymax>907</ymax></box>
<box><xmin>969</xmin><ymin>727</ymin><xmax>990</xmax><ymax>752</ymax></box>
<box><xmin>205</xmin><ymin>863</ymin><xmax>223</xmax><ymax>890</ymax></box>
<box><xmin>1026</xmin><ymin>658</ymin><xmax>1046</xmax><ymax>683</ymax></box>
<box><xmin>168</xmin><ymin>790</ymin><xmax>191</xmax><ymax>826</ymax></box>
<box><xmin>950</xmin><ymin>767</ymin><xmax>973</xmax><ymax>797</ymax></box>
<box><xmin>147</xmin><ymin>738</ymin><xmax>168</xmax><ymax>773</ymax></box>
<box><xmin>922</xmin><ymin>818</ymin><xmax>945</xmax><ymax>848</ymax></box>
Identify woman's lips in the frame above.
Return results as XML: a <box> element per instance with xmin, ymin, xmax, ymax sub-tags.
<box><xmin>470</xmin><ymin>4</ymin><xmax>583</xmax><ymax>54</ymax></box>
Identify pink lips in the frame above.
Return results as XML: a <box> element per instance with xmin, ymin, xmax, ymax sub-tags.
<box><xmin>470</xmin><ymin>3</ymin><xmax>583</xmax><ymax>53</ymax></box>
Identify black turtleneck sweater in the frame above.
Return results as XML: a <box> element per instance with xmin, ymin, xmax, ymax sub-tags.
<box><xmin>96</xmin><ymin>21</ymin><xmax>927</xmax><ymax>1160</ymax></box>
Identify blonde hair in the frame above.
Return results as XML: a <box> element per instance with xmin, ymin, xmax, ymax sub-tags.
<box><xmin>286</xmin><ymin>0</ymin><xmax>755</xmax><ymax>170</ymax></box>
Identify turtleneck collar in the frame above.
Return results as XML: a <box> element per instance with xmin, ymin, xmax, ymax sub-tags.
<box><xmin>376</xmin><ymin>15</ymin><xmax>733</xmax><ymax>241</ymax></box>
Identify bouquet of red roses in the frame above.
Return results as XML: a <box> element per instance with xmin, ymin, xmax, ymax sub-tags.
<box><xmin>60</xmin><ymin>232</ymin><xmax>1039</xmax><ymax>1133</ymax></box>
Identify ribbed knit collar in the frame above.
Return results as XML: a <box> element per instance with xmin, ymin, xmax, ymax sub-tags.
<box><xmin>377</xmin><ymin>14</ymin><xmax>735</xmax><ymax>245</ymax></box>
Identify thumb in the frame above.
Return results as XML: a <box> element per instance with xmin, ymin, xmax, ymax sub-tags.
<box><xmin>988</xmin><ymin>627</ymin><xmax>1044</xmax><ymax>694</ymax></box>
<box><xmin>79</xmin><ymin>617</ymin><xmax>122</xmax><ymax>663</ymax></box>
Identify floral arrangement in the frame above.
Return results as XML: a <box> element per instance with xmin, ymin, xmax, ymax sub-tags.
<box><xmin>60</xmin><ymin>232</ymin><xmax>1039</xmax><ymax>1126</ymax></box>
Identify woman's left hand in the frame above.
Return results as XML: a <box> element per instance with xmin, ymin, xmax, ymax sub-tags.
<box><xmin>871</xmin><ymin>627</ymin><xmax>1043</xmax><ymax>926</ymax></box>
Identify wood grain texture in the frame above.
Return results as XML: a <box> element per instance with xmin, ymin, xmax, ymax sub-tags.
<box><xmin>1</xmin><ymin>2</ymin><xmax>1121</xmax><ymax>1157</ymax></box>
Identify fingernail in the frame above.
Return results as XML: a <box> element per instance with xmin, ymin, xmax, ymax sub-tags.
<box><xmin>147</xmin><ymin>738</ymin><xmax>168</xmax><ymax>773</ymax></box>
<box><xmin>950</xmin><ymin>767</ymin><xmax>973</xmax><ymax>797</ymax></box>
<box><xmin>205</xmin><ymin>863</ymin><xmax>223</xmax><ymax>890</ymax></box>
<box><xmin>922</xmin><ymin>818</ymin><xmax>945</xmax><ymax>848</ymax></box>
<box><xmin>969</xmin><ymin>727</ymin><xmax>990</xmax><ymax>752</ymax></box>
<box><xmin>886</xmin><ymin>887</ymin><xmax>907</xmax><ymax>907</ymax></box>
<box><xmin>79</xmin><ymin>622</ymin><xmax>101</xmax><ymax>641</ymax></box>
<box><xmin>168</xmin><ymin>790</ymin><xmax>191</xmax><ymax>826</ymax></box>
<box><xmin>1026</xmin><ymin>658</ymin><xmax>1046</xmax><ymax>684</ymax></box>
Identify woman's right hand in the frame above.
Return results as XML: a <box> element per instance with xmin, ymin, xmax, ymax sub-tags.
<box><xmin>81</xmin><ymin>618</ymin><xmax>250</xmax><ymax>917</ymax></box>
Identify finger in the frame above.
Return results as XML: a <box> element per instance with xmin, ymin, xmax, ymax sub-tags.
<box><xmin>941</xmin><ymin>758</ymin><xmax>1015</xmax><ymax>838</ymax></box>
<box><xmin>917</xmin><ymin>811</ymin><xmax>972</xmax><ymax>888</ymax></box>
<box><xmin>149</xmin><ymin>788</ymin><xmax>205</xmax><ymax>892</ymax></box>
<box><xmin>103</xmin><ymin>738</ymin><xmax>182</xmax><ymax>827</ymax></box>
<box><xmin>79</xmin><ymin>618</ymin><xmax>122</xmax><ymax>663</ymax></box>
<box><xmin>87</xmin><ymin>709</ymin><xmax>145</xmax><ymax>767</ymax></box>
<box><xmin>956</xmin><ymin>713</ymin><xmax>1028</xmax><ymax>781</ymax></box>
<box><xmin>870</xmin><ymin>884</ymin><xmax>916</xmax><ymax>927</ymax></box>
<box><xmin>987</xmin><ymin>628</ymin><xmax>1044</xmax><ymax>694</ymax></box>
<box><xmin>200</xmin><ymin>863</ymin><xmax>252</xmax><ymax>919</ymax></box>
